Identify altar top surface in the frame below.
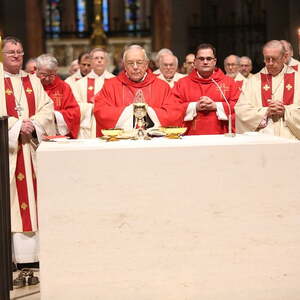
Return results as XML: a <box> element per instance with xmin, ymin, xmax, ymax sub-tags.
<box><xmin>38</xmin><ymin>133</ymin><xmax>299</xmax><ymax>152</ymax></box>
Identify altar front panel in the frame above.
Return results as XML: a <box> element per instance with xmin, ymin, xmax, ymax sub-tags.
<box><xmin>37</xmin><ymin>134</ymin><xmax>300</xmax><ymax>300</ymax></box>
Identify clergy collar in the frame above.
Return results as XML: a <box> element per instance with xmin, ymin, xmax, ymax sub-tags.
<box><xmin>4</xmin><ymin>70</ymin><xmax>23</xmax><ymax>78</ymax></box>
<box><xmin>125</xmin><ymin>71</ymin><xmax>147</xmax><ymax>83</ymax></box>
<box><xmin>263</xmin><ymin>64</ymin><xmax>288</xmax><ymax>77</ymax></box>
<box><xmin>196</xmin><ymin>70</ymin><xmax>214</xmax><ymax>79</ymax></box>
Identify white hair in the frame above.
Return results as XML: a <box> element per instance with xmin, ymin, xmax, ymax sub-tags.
<box><xmin>263</xmin><ymin>40</ymin><xmax>285</xmax><ymax>55</ymax></box>
<box><xmin>122</xmin><ymin>45</ymin><xmax>149</xmax><ymax>62</ymax></box>
<box><xmin>36</xmin><ymin>54</ymin><xmax>58</xmax><ymax>70</ymax></box>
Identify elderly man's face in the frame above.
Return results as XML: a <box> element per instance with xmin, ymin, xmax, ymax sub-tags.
<box><xmin>91</xmin><ymin>51</ymin><xmax>107</xmax><ymax>75</ymax></box>
<box><xmin>160</xmin><ymin>55</ymin><xmax>177</xmax><ymax>80</ymax></box>
<box><xmin>36</xmin><ymin>67</ymin><xmax>56</xmax><ymax>86</ymax></box>
<box><xmin>240</xmin><ymin>58</ymin><xmax>252</xmax><ymax>78</ymax></box>
<box><xmin>195</xmin><ymin>48</ymin><xmax>216</xmax><ymax>77</ymax></box>
<box><xmin>263</xmin><ymin>47</ymin><xmax>285</xmax><ymax>76</ymax></box>
<box><xmin>2</xmin><ymin>41</ymin><xmax>24</xmax><ymax>73</ymax></box>
<box><xmin>124</xmin><ymin>49</ymin><xmax>148</xmax><ymax>82</ymax></box>
<box><xmin>224</xmin><ymin>56</ymin><xmax>239</xmax><ymax>78</ymax></box>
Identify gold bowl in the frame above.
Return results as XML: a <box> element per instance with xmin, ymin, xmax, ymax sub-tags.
<box><xmin>101</xmin><ymin>128</ymin><xmax>124</xmax><ymax>137</ymax></box>
<box><xmin>160</xmin><ymin>127</ymin><xmax>187</xmax><ymax>138</ymax></box>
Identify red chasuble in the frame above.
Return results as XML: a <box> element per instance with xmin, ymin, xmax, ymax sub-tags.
<box><xmin>172</xmin><ymin>68</ymin><xmax>240</xmax><ymax>135</ymax></box>
<box><xmin>43</xmin><ymin>76</ymin><xmax>80</xmax><ymax>138</ymax></box>
<box><xmin>93</xmin><ymin>69</ymin><xmax>184</xmax><ymax>136</ymax></box>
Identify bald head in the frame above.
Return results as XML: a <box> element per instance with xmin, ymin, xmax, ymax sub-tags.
<box><xmin>239</xmin><ymin>56</ymin><xmax>252</xmax><ymax>78</ymax></box>
<box><xmin>280</xmin><ymin>40</ymin><xmax>294</xmax><ymax>64</ymax></box>
<box><xmin>224</xmin><ymin>54</ymin><xmax>240</xmax><ymax>78</ymax></box>
<box><xmin>159</xmin><ymin>53</ymin><xmax>178</xmax><ymax>80</ymax></box>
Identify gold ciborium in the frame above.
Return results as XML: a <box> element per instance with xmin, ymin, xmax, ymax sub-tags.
<box><xmin>133</xmin><ymin>102</ymin><xmax>148</xmax><ymax>139</ymax></box>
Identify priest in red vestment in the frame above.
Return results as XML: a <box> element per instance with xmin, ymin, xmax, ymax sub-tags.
<box><xmin>93</xmin><ymin>45</ymin><xmax>184</xmax><ymax>135</ymax></box>
<box><xmin>173</xmin><ymin>43</ymin><xmax>240</xmax><ymax>135</ymax></box>
<box><xmin>36</xmin><ymin>54</ymin><xmax>80</xmax><ymax>138</ymax></box>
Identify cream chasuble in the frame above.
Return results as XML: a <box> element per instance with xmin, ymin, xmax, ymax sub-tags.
<box><xmin>71</xmin><ymin>70</ymin><xmax>114</xmax><ymax>138</ymax></box>
<box><xmin>235</xmin><ymin>65</ymin><xmax>300</xmax><ymax>139</ymax></box>
<box><xmin>0</xmin><ymin>69</ymin><xmax>55</xmax><ymax>232</ymax></box>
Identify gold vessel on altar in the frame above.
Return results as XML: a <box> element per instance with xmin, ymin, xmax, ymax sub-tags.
<box><xmin>159</xmin><ymin>127</ymin><xmax>187</xmax><ymax>139</ymax></box>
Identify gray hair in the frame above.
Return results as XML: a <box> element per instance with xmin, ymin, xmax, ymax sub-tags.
<box><xmin>90</xmin><ymin>47</ymin><xmax>108</xmax><ymax>58</ymax></box>
<box><xmin>123</xmin><ymin>44</ymin><xmax>149</xmax><ymax>62</ymax></box>
<box><xmin>36</xmin><ymin>54</ymin><xmax>58</xmax><ymax>71</ymax></box>
<box><xmin>280</xmin><ymin>40</ymin><xmax>294</xmax><ymax>56</ymax></box>
<box><xmin>224</xmin><ymin>54</ymin><xmax>240</xmax><ymax>65</ymax></box>
<box><xmin>263</xmin><ymin>40</ymin><xmax>285</xmax><ymax>56</ymax></box>
<box><xmin>159</xmin><ymin>53</ymin><xmax>178</xmax><ymax>68</ymax></box>
<box><xmin>2</xmin><ymin>36</ymin><xmax>23</xmax><ymax>49</ymax></box>
<box><xmin>240</xmin><ymin>56</ymin><xmax>252</xmax><ymax>64</ymax></box>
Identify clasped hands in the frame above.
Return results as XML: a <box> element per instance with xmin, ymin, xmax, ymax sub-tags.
<box><xmin>20</xmin><ymin>119</ymin><xmax>35</xmax><ymax>137</ymax></box>
<box><xmin>196</xmin><ymin>96</ymin><xmax>216</xmax><ymax>112</ymax></box>
<box><xmin>267</xmin><ymin>99</ymin><xmax>285</xmax><ymax>118</ymax></box>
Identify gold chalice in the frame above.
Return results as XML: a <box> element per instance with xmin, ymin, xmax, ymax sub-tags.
<box><xmin>159</xmin><ymin>127</ymin><xmax>187</xmax><ymax>139</ymax></box>
<box><xmin>101</xmin><ymin>128</ymin><xmax>124</xmax><ymax>141</ymax></box>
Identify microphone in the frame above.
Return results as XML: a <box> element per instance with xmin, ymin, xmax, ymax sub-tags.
<box><xmin>211</xmin><ymin>78</ymin><xmax>235</xmax><ymax>137</ymax></box>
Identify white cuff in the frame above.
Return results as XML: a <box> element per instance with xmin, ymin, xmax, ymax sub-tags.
<box><xmin>54</xmin><ymin>111</ymin><xmax>69</xmax><ymax>135</ymax></box>
<box><xmin>9</xmin><ymin>120</ymin><xmax>22</xmax><ymax>151</ymax></box>
<box><xmin>215</xmin><ymin>102</ymin><xmax>228</xmax><ymax>120</ymax></box>
<box><xmin>115</xmin><ymin>105</ymin><xmax>134</xmax><ymax>130</ymax></box>
<box><xmin>184</xmin><ymin>102</ymin><xmax>197</xmax><ymax>121</ymax></box>
<box><xmin>80</xmin><ymin>103</ymin><xmax>94</xmax><ymax>128</ymax></box>
<box><xmin>146</xmin><ymin>106</ymin><xmax>161</xmax><ymax>128</ymax></box>
<box><xmin>32</xmin><ymin>120</ymin><xmax>46</xmax><ymax>143</ymax></box>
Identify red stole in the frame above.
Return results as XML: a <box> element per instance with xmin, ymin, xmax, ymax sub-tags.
<box><xmin>87</xmin><ymin>78</ymin><xmax>95</xmax><ymax>103</ymax></box>
<box><xmin>292</xmin><ymin>65</ymin><xmax>298</xmax><ymax>71</ymax></box>
<box><xmin>4</xmin><ymin>76</ymin><xmax>37</xmax><ymax>232</ymax></box>
<box><xmin>260</xmin><ymin>73</ymin><xmax>295</xmax><ymax>107</ymax></box>
<box><xmin>235</xmin><ymin>80</ymin><xmax>243</xmax><ymax>91</ymax></box>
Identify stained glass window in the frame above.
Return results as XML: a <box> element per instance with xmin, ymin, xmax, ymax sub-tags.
<box><xmin>102</xmin><ymin>0</ymin><xmax>109</xmax><ymax>32</ymax></box>
<box><xmin>45</xmin><ymin>0</ymin><xmax>61</xmax><ymax>37</ymax></box>
<box><xmin>125</xmin><ymin>0</ymin><xmax>141</xmax><ymax>31</ymax></box>
<box><xmin>76</xmin><ymin>0</ymin><xmax>87</xmax><ymax>32</ymax></box>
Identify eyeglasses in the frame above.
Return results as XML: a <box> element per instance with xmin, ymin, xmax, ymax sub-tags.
<box><xmin>264</xmin><ymin>56</ymin><xmax>283</xmax><ymax>63</ymax></box>
<box><xmin>2</xmin><ymin>50</ymin><xmax>24</xmax><ymax>57</ymax></box>
<box><xmin>126</xmin><ymin>60</ymin><xmax>146</xmax><ymax>67</ymax></box>
<box><xmin>196</xmin><ymin>56</ymin><xmax>216</xmax><ymax>62</ymax></box>
<box><xmin>225</xmin><ymin>63</ymin><xmax>238</xmax><ymax>67</ymax></box>
<box><xmin>37</xmin><ymin>72</ymin><xmax>56</xmax><ymax>78</ymax></box>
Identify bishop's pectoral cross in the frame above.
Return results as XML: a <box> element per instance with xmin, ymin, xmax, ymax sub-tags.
<box><xmin>15</xmin><ymin>104</ymin><xmax>24</xmax><ymax>116</ymax></box>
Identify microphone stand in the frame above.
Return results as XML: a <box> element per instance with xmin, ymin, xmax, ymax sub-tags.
<box><xmin>211</xmin><ymin>78</ymin><xmax>235</xmax><ymax>137</ymax></box>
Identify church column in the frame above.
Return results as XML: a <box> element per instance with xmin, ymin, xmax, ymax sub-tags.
<box><xmin>25</xmin><ymin>0</ymin><xmax>45</xmax><ymax>59</ymax></box>
<box><xmin>289</xmin><ymin>0</ymin><xmax>300</xmax><ymax>58</ymax></box>
<box><xmin>152</xmin><ymin>0</ymin><xmax>172</xmax><ymax>51</ymax></box>
<box><xmin>60</xmin><ymin>0</ymin><xmax>77</xmax><ymax>34</ymax></box>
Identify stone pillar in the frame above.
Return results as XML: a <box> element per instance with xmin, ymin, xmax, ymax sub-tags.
<box><xmin>289</xmin><ymin>0</ymin><xmax>300</xmax><ymax>58</ymax></box>
<box><xmin>60</xmin><ymin>0</ymin><xmax>77</xmax><ymax>34</ymax></box>
<box><xmin>152</xmin><ymin>0</ymin><xmax>172</xmax><ymax>51</ymax></box>
<box><xmin>25</xmin><ymin>0</ymin><xmax>45</xmax><ymax>59</ymax></box>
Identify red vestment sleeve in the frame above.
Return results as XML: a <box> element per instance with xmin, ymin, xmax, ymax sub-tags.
<box><xmin>59</xmin><ymin>83</ymin><xmax>81</xmax><ymax>138</ymax></box>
